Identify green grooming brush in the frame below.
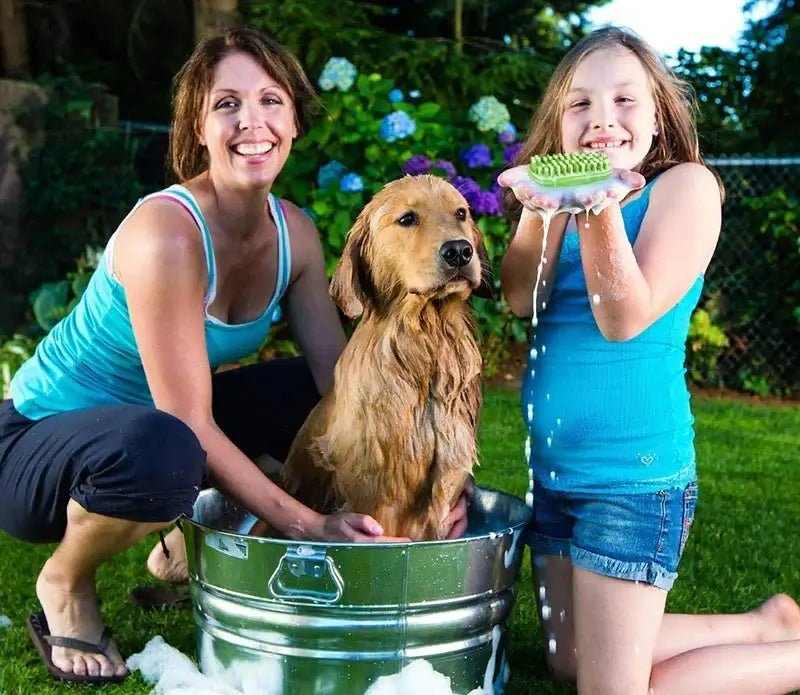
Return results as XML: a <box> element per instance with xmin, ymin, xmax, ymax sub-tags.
<box><xmin>527</xmin><ymin>152</ymin><xmax>612</xmax><ymax>188</ymax></box>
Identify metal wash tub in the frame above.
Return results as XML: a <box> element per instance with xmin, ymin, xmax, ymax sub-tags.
<box><xmin>184</xmin><ymin>486</ymin><xmax>531</xmax><ymax>694</ymax></box>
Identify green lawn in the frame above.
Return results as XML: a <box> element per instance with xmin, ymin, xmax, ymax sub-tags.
<box><xmin>0</xmin><ymin>390</ymin><xmax>798</xmax><ymax>694</ymax></box>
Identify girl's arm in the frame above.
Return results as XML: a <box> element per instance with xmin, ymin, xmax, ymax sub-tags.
<box><xmin>114</xmin><ymin>199</ymin><xmax>381</xmax><ymax>542</ymax></box>
<box><xmin>579</xmin><ymin>162</ymin><xmax>721</xmax><ymax>341</ymax></box>
<box><xmin>500</xmin><ymin>206</ymin><xmax>569</xmax><ymax>318</ymax></box>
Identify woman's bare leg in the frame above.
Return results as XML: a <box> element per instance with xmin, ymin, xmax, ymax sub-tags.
<box><xmin>36</xmin><ymin>499</ymin><xmax>174</xmax><ymax>678</ymax></box>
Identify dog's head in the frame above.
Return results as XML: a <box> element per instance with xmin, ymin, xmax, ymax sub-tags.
<box><xmin>330</xmin><ymin>175</ymin><xmax>493</xmax><ymax>318</ymax></box>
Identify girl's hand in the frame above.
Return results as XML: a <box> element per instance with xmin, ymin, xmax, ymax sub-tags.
<box><xmin>444</xmin><ymin>477</ymin><xmax>475</xmax><ymax>540</ymax></box>
<box><xmin>497</xmin><ymin>165</ymin><xmax>645</xmax><ymax>215</ymax></box>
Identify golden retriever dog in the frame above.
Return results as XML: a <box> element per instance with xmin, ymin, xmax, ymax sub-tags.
<box><xmin>279</xmin><ymin>175</ymin><xmax>492</xmax><ymax>541</ymax></box>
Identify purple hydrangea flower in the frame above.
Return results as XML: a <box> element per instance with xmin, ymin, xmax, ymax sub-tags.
<box><xmin>460</xmin><ymin>144</ymin><xmax>492</xmax><ymax>168</ymax></box>
<box><xmin>402</xmin><ymin>154</ymin><xmax>431</xmax><ymax>175</ymax></box>
<box><xmin>432</xmin><ymin>159</ymin><xmax>456</xmax><ymax>181</ymax></box>
<box><xmin>498</xmin><ymin>123</ymin><xmax>517</xmax><ymax>144</ymax></box>
<box><xmin>472</xmin><ymin>190</ymin><xmax>501</xmax><ymax>217</ymax></box>
<box><xmin>452</xmin><ymin>176</ymin><xmax>481</xmax><ymax>209</ymax></box>
<box><xmin>503</xmin><ymin>143</ymin><xmax>524</xmax><ymax>165</ymax></box>
<box><xmin>339</xmin><ymin>172</ymin><xmax>364</xmax><ymax>192</ymax></box>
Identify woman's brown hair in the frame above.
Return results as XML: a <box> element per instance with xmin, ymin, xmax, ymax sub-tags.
<box><xmin>168</xmin><ymin>27</ymin><xmax>316</xmax><ymax>182</ymax></box>
<box><xmin>505</xmin><ymin>26</ymin><xmax>723</xmax><ymax>224</ymax></box>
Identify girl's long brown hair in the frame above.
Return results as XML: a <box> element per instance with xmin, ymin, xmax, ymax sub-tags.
<box><xmin>168</xmin><ymin>27</ymin><xmax>316</xmax><ymax>183</ymax></box>
<box><xmin>504</xmin><ymin>26</ymin><xmax>723</xmax><ymax>225</ymax></box>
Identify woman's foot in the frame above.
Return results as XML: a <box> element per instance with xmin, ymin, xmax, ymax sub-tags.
<box><xmin>35</xmin><ymin>562</ymin><xmax>127</xmax><ymax>679</ymax></box>
<box><xmin>753</xmin><ymin>594</ymin><xmax>800</xmax><ymax>642</ymax></box>
<box><xmin>146</xmin><ymin>526</ymin><xmax>189</xmax><ymax>584</ymax></box>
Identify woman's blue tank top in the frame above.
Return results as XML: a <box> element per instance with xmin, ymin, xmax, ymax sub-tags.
<box><xmin>522</xmin><ymin>178</ymin><xmax>703</xmax><ymax>494</ymax></box>
<box><xmin>11</xmin><ymin>185</ymin><xmax>292</xmax><ymax>420</ymax></box>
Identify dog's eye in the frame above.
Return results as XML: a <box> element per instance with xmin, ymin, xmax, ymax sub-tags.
<box><xmin>397</xmin><ymin>212</ymin><xmax>419</xmax><ymax>227</ymax></box>
<box><xmin>455</xmin><ymin>208</ymin><xmax>467</xmax><ymax>221</ymax></box>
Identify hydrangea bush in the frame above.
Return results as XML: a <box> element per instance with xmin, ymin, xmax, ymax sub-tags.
<box><xmin>275</xmin><ymin>57</ymin><xmax>528</xmax><ymax>372</ymax></box>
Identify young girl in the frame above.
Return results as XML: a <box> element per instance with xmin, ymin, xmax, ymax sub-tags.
<box><xmin>499</xmin><ymin>26</ymin><xmax>800</xmax><ymax>695</ymax></box>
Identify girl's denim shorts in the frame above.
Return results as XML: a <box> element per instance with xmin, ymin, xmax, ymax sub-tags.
<box><xmin>526</xmin><ymin>480</ymin><xmax>698</xmax><ymax>590</ymax></box>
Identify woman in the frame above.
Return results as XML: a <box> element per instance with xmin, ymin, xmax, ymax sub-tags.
<box><xmin>0</xmin><ymin>28</ymin><xmax>466</xmax><ymax>684</ymax></box>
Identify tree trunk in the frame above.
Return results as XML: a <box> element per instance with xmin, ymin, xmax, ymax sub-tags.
<box><xmin>0</xmin><ymin>0</ymin><xmax>30</xmax><ymax>79</ymax></box>
<box><xmin>193</xmin><ymin>0</ymin><xmax>242</xmax><ymax>44</ymax></box>
<box><xmin>453</xmin><ymin>0</ymin><xmax>463</xmax><ymax>53</ymax></box>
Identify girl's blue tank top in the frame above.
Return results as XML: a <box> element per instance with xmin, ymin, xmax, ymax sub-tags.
<box><xmin>11</xmin><ymin>185</ymin><xmax>292</xmax><ymax>420</ymax></box>
<box><xmin>523</xmin><ymin>177</ymin><xmax>703</xmax><ymax>494</ymax></box>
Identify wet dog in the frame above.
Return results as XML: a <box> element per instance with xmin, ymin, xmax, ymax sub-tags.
<box><xmin>281</xmin><ymin>175</ymin><xmax>491</xmax><ymax>540</ymax></box>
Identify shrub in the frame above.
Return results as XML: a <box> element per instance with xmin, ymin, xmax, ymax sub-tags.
<box><xmin>274</xmin><ymin>58</ymin><xmax>529</xmax><ymax>373</ymax></box>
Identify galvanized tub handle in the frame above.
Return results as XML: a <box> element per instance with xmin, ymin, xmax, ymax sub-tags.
<box><xmin>267</xmin><ymin>546</ymin><xmax>345</xmax><ymax>604</ymax></box>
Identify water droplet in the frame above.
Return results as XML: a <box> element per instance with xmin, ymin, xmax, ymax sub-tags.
<box><xmin>546</xmin><ymin>393</ymin><xmax>551</xmax><ymax>401</ymax></box>
<box><xmin>541</xmin><ymin>604</ymin><xmax>551</xmax><ymax>621</ymax></box>
<box><xmin>559</xmin><ymin>609</ymin><xmax>566</xmax><ymax>623</ymax></box>
<box><xmin>525</xmin><ymin>491</ymin><xmax>534</xmax><ymax>507</ymax></box>
<box><xmin>531</xmin><ymin>316</ymin><xmax>539</xmax><ymax>328</ymax></box>
<box><xmin>524</xmin><ymin>436</ymin><xmax>531</xmax><ymax>462</ymax></box>
<box><xmin>526</xmin><ymin>403</ymin><xmax>534</xmax><ymax>422</ymax></box>
<box><xmin>556</xmin><ymin>418</ymin><xmax>562</xmax><ymax>427</ymax></box>
<box><xmin>542</xmin><ymin>280</ymin><xmax>547</xmax><ymax>288</ymax></box>
<box><xmin>548</xmin><ymin>636</ymin><xmax>558</xmax><ymax>654</ymax></box>
<box><xmin>539</xmin><ymin>585</ymin><xmax>547</xmax><ymax>601</ymax></box>
<box><xmin>592</xmin><ymin>293</ymin><xmax>600</xmax><ymax>305</ymax></box>
<box><xmin>542</xmin><ymin>301</ymin><xmax>547</xmax><ymax>310</ymax></box>
<box><xmin>546</xmin><ymin>436</ymin><xmax>552</xmax><ymax>448</ymax></box>
<box><xmin>542</xmin><ymin>256</ymin><xmax>548</xmax><ymax>264</ymax></box>
<box><xmin>530</xmin><ymin>368</ymin><xmax>536</xmax><ymax>379</ymax></box>
<box><xmin>549</xmin><ymin>470</ymin><xmax>556</xmax><ymax>481</ymax></box>
<box><xmin>541</xmin><ymin>345</ymin><xmax>547</xmax><ymax>355</ymax></box>
<box><xmin>529</xmin><ymin>348</ymin><xmax>538</xmax><ymax>360</ymax></box>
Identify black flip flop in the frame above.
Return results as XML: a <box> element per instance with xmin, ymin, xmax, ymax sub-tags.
<box><xmin>26</xmin><ymin>611</ymin><xmax>127</xmax><ymax>684</ymax></box>
<box><xmin>128</xmin><ymin>585</ymin><xmax>191</xmax><ymax>610</ymax></box>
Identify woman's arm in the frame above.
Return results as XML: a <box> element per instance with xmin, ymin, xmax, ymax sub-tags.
<box><xmin>113</xmin><ymin>200</ymin><xmax>379</xmax><ymax>541</ymax></box>
<box><xmin>579</xmin><ymin>163</ymin><xmax>721</xmax><ymax>341</ymax></box>
<box><xmin>281</xmin><ymin>202</ymin><xmax>346</xmax><ymax>394</ymax></box>
<box><xmin>500</xmin><ymin>207</ymin><xmax>569</xmax><ymax>318</ymax></box>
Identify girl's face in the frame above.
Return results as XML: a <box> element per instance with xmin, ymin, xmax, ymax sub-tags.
<box><xmin>199</xmin><ymin>51</ymin><xmax>297</xmax><ymax>190</ymax></box>
<box><xmin>560</xmin><ymin>46</ymin><xmax>657</xmax><ymax>171</ymax></box>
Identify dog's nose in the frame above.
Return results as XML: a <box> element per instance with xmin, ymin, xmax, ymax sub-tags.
<box><xmin>440</xmin><ymin>239</ymin><xmax>474</xmax><ymax>268</ymax></box>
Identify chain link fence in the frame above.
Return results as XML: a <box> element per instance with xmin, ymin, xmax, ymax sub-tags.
<box><xmin>704</xmin><ymin>157</ymin><xmax>800</xmax><ymax>397</ymax></box>
<box><xmin>120</xmin><ymin>122</ymin><xmax>800</xmax><ymax>397</ymax></box>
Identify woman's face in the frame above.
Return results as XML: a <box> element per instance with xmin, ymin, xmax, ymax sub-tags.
<box><xmin>199</xmin><ymin>51</ymin><xmax>297</xmax><ymax>190</ymax></box>
<box><xmin>560</xmin><ymin>46</ymin><xmax>658</xmax><ymax>172</ymax></box>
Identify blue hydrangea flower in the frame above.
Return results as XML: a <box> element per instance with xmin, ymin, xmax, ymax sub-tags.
<box><xmin>498</xmin><ymin>122</ymin><xmax>517</xmax><ymax>144</ymax></box>
<box><xmin>300</xmin><ymin>206</ymin><xmax>319</xmax><ymax>223</ymax></box>
<box><xmin>339</xmin><ymin>172</ymin><xmax>364</xmax><ymax>192</ymax></box>
<box><xmin>503</xmin><ymin>143</ymin><xmax>524</xmax><ymax>166</ymax></box>
<box><xmin>432</xmin><ymin>159</ymin><xmax>456</xmax><ymax>181</ymax></box>
<box><xmin>460</xmin><ymin>144</ymin><xmax>493</xmax><ymax>168</ymax></box>
<box><xmin>388</xmin><ymin>88</ymin><xmax>404</xmax><ymax>104</ymax></box>
<box><xmin>469</xmin><ymin>96</ymin><xmax>511</xmax><ymax>133</ymax></box>
<box><xmin>409</xmin><ymin>89</ymin><xmax>422</xmax><ymax>99</ymax></box>
<box><xmin>452</xmin><ymin>176</ymin><xmax>481</xmax><ymax>209</ymax></box>
<box><xmin>379</xmin><ymin>111</ymin><xmax>417</xmax><ymax>142</ymax></box>
<box><xmin>317</xmin><ymin>160</ymin><xmax>347</xmax><ymax>188</ymax></box>
<box><xmin>402</xmin><ymin>154</ymin><xmax>431</xmax><ymax>175</ymax></box>
<box><xmin>318</xmin><ymin>58</ymin><xmax>357</xmax><ymax>92</ymax></box>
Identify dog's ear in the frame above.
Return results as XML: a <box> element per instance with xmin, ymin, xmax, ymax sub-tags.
<box><xmin>330</xmin><ymin>213</ymin><xmax>368</xmax><ymax>318</ymax></box>
<box><xmin>472</xmin><ymin>222</ymin><xmax>494</xmax><ymax>299</ymax></box>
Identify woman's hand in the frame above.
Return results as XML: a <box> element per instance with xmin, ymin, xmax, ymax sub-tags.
<box><xmin>315</xmin><ymin>511</ymin><xmax>409</xmax><ymax>543</ymax></box>
<box><xmin>444</xmin><ymin>477</ymin><xmax>475</xmax><ymax>540</ymax></box>
<box><xmin>497</xmin><ymin>165</ymin><xmax>645</xmax><ymax>215</ymax></box>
